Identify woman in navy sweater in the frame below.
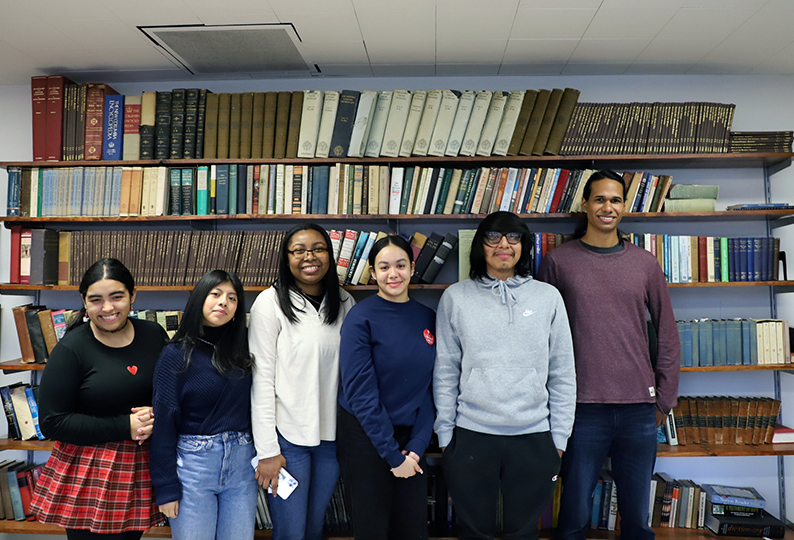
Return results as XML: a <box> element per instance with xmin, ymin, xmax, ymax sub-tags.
<box><xmin>337</xmin><ymin>235</ymin><xmax>436</xmax><ymax>540</ymax></box>
<box><xmin>150</xmin><ymin>270</ymin><xmax>257</xmax><ymax>540</ymax></box>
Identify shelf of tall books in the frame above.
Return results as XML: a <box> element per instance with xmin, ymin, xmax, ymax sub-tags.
<box><xmin>3</xmin><ymin>81</ymin><xmax>794</xmax><ymax>537</ymax></box>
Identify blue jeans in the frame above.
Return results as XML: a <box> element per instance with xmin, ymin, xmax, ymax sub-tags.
<box><xmin>556</xmin><ymin>403</ymin><xmax>658</xmax><ymax>540</ymax></box>
<box><xmin>269</xmin><ymin>432</ymin><xmax>339</xmax><ymax>540</ymax></box>
<box><xmin>169</xmin><ymin>431</ymin><xmax>258</xmax><ymax>540</ymax></box>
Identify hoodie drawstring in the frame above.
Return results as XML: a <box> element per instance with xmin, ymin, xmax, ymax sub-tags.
<box><xmin>490</xmin><ymin>279</ymin><xmax>518</xmax><ymax>323</ymax></box>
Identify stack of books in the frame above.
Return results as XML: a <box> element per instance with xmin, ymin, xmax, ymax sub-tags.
<box><xmin>664</xmin><ymin>397</ymin><xmax>781</xmax><ymax>446</ymax></box>
<box><xmin>729</xmin><ymin>131</ymin><xmax>793</xmax><ymax>153</ymax></box>
<box><xmin>0</xmin><ymin>457</ymin><xmax>45</xmax><ymax>521</ymax></box>
<box><xmin>663</xmin><ymin>183</ymin><xmax>719</xmax><ymax>212</ymax></box>
<box><xmin>676</xmin><ymin>318</ymin><xmax>791</xmax><ymax>367</ymax></box>
<box><xmin>701</xmin><ymin>484</ymin><xmax>784</xmax><ymax>537</ymax></box>
<box><xmin>1</xmin><ymin>383</ymin><xmax>45</xmax><ymax>442</ymax></box>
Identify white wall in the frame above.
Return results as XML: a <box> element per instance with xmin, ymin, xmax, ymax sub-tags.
<box><xmin>1</xmin><ymin>73</ymin><xmax>794</xmax><ymax>537</ymax></box>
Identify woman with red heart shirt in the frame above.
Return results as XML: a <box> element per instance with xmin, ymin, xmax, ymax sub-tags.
<box><xmin>31</xmin><ymin>258</ymin><xmax>169</xmax><ymax>540</ymax></box>
<box><xmin>337</xmin><ymin>235</ymin><xmax>436</xmax><ymax>539</ymax></box>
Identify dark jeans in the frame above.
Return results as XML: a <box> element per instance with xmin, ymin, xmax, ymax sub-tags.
<box><xmin>66</xmin><ymin>530</ymin><xmax>144</xmax><ymax>540</ymax></box>
<box><xmin>556</xmin><ymin>403</ymin><xmax>658</xmax><ymax>540</ymax></box>
<box><xmin>337</xmin><ymin>407</ymin><xmax>428</xmax><ymax>540</ymax></box>
<box><xmin>443</xmin><ymin>427</ymin><xmax>561</xmax><ymax>540</ymax></box>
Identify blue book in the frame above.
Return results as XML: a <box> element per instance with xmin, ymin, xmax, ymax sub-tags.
<box><xmin>180</xmin><ymin>168</ymin><xmax>194</xmax><ymax>215</ymax></box>
<box><xmin>534</xmin><ymin>232</ymin><xmax>543</xmax><ymax>275</ymax></box>
<box><xmin>312</xmin><ymin>166</ymin><xmax>329</xmax><ymax>214</ymax></box>
<box><xmin>24</xmin><ymin>387</ymin><xmax>45</xmax><ymax>440</ymax></box>
<box><xmin>71</xmin><ymin>167</ymin><xmax>84</xmax><ymax>217</ymax></box>
<box><xmin>196</xmin><ymin>166</ymin><xmax>209</xmax><ymax>216</ymax></box>
<box><xmin>748</xmin><ymin>237</ymin><xmax>757</xmax><ymax>281</ymax></box>
<box><xmin>713</xmin><ymin>236</ymin><xmax>721</xmax><ymax>281</ymax></box>
<box><xmin>699</xmin><ymin>319</ymin><xmax>714</xmax><ymax>366</ymax></box>
<box><xmin>591</xmin><ymin>481</ymin><xmax>603</xmax><ymax>528</ymax></box>
<box><xmin>681</xmin><ymin>321</ymin><xmax>692</xmax><ymax>367</ymax></box>
<box><xmin>7</xmin><ymin>463</ymin><xmax>25</xmax><ymax>520</ymax></box>
<box><xmin>713</xmin><ymin>320</ymin><xmax>726</xmax><ymax>366</ymax></box>
<box><xmin>345</xmin><ymin>232</ymin><xmax>370</xmax><ymax>285</ymax></box>
<box><xmin>741</xmin><ymin>319</ymin><xmax>752</xmax><ymax>365</ymax></box>
<box><xmin>728</xmin><ymin>238</ymin><xmax>737</xmax><ymax>282</ymax></box>
<box><xmin>763</xmin><ymin>237</ymin><xmax>773</xmax><ymax>281</ymax></box>
<box><xmin>169</xmin><ymin>168</ymin><xmax>181</xmax><ymax>215</ymax></box>
<box><xmin>41</xmin><ymin>168</ymin><xmax>53</xmax><ymax>217</ymax></box>
<box><xmin>663</xmin><ymin>234</ymin><xmax>670</xmax><ymax>282</ymax></box>
<box><xmin>268</xmin><ymin>165</ymin><xmax>277</xmax><ymax>214</ymax></box>
<box><xmin>726</xmin><ymin>319</ymin><xmax>742</xmax><ymax>366</ymax></box>
<box><xmin>216</xmin><ymin>164</ymin><xmax>229</xmax><ymax>215</ymax></box>
<box><xmin>701</xmin><ymin>484</ymin><xmax>766</xmax><ymax>509</ymax></box>
<box><xmin>82</xmin><ymin>166</ymin><xmax>95</xmax><ymax>216</ymax></box>
<box><xmin>691</xmin><ymin>320</ymin><xmax>699</xmax><ymax>367</ymax></box>
<box><xmin>6</xmin><ymin>167</ymin><xmax>21</xmax><ymax>216</ymax></box>
<box><xmin>100</xmin><ymin>167</ymin><xmax>112</xmax><ymax>216</ymax></box>
<box><xmin>237</xmin><ymin>165</ymin><xmax>247</xmax><ymax>215</ymax></box>
<box><xmin>738</xmin><ymin>237</ymin><xmax>749</xmax><ymax>281</ymax></box>
<box><xmin>305</xmin><ymin>166</ymin><xmax>314</xmax><ymax>214</ymax></box>
<box><xmin>103</xmin><ymin>94</ymin><xmax>124</xmax><ymax>160</ymax></box>
<box><xmin>110</xmin><ymin>167</ymin><xmax>123</xmax><ymax>216</ymax></box>
<box><xmin>228</xmin><ymin>164</ymin><xmax>237</xmax><ymax>215</ymax></box>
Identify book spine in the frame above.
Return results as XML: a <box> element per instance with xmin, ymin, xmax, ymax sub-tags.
<box><xmin>103</xmin><ymin>94</ymin><xmax>124</xmax><ymax>161</ymax></box>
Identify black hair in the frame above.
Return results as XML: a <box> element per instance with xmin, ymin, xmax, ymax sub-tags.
<box><xmin>171</xmin><ymin>269</ymin><xmax>254</xmax><ymax>375</ymax></box>
<box><xmin>274</xmin><ymin>223</ymin><xmax>342</xmax><ymax>326</ymax></box>
<box><xmin>368</xmin><ymin>234</ymin><xmax>414</xmax><ymax>267</ymax></box>
<box><xmin>574</xmin><ymin>170</ymin><xmax>628</xmax><ymax>239</ymax></box>
<box><xmin>68</xmin><ymin>258</ymin><xmax>135</xmax><ymax>333</ymax></box>
<box><xmin>469</xmin><ymin>211</ymin><xmax>534</xmax><ymax>281</ymax></box>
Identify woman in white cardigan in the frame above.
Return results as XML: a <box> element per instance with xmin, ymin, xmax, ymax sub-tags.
<box><xmin>249</xmin><ymin>223</ymin><xmax>355</xmax><ymax>540</ymax></box>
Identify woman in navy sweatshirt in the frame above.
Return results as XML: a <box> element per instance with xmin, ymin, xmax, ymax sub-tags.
<box><xmin>150</xmin><ymin>270</ymin><xmax>257</xmax><ymax>540</ymax></box>
<box><xmin>337</xmin><ymin>235</ymin><xmax>436</xmax><ymax>540</ymax></box>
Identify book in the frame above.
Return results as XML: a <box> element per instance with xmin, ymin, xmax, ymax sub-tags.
<box><xmin>102</xmin><ymin>94</ymin><xmax>124</xmax><ymax>160</ymax></box>
<box><xmin>669</xmin><ymin>184</ymin><xmax>720</xmax><ymax>199</ymax></box>
<box><xmin>545</xmin><ymin>87</ymin><xmax>581</xmax><ymax>155</ymax></box>
<box><xmin>520</xmin><ymin>89</ymin><xmax>550</xmax><ymax>155</ymax></box>
<box><xmin>285</xmin><ymin>90</ymin><xmax>303</xmax><ymax>159</ymax></box>
<box><xmin>460</xmin><ymin>91</ymin><xmax>492</xmax><ymax>157</ymax></box>
<box><xmin>45</xmin><ymin>76</ymin><xmax>73</xmax><ymax>161</ymax></box>
<box><xmin>705</xmin><ymin>509</ymin><xmax>784</xmax><ymax>537</ymax></box>
<box><xmin>29</xmin><ymin>229</ymin><xmax>59</xmax><ymax>286</ymax></box>
<box><xmin>84</xmin><ymin>83</ymin><xmax>118</xmax><ymax>160</ymax></box>
<box><xmin>771</xmin><ymin>424</ymin><xmax>794</xmax><ymax>443</ymax></box>
<box><xmin>428</xmin><ymin>90</ymin><xmax>460</xmax><ymax>157</ymax></box>
<box><xmin>297</xmin><ymin>90</ymin><xmax>323</xmax><ymax>158</ymax></box>
<box><xmin>412</xmin><ymin>232</ymin><xmax>443</xmax><ymax>284</ymax></box>
<box><xmin>399</xmin><ymin>90</ymin><xmax>426</xmax><ymax>157</ymax></box>
<box><xmin>10</xmin><ymin>385</ymin><xmax>37</xmax><ymax>440</ymax></box>
<box><xmin>273</xmin><ymin>91</ymin><xmax>290</xmax><ymax>159</ymax></box>
<box><xmin>422</xmin><ymin>233</ymin><xmax>457</xmax><ymax>284</ymax></box>
<box><xmin>664</xmin><ymin>198</ymin><xmax>717</xmax><ymax>212</ymax></box>
<box><xmin>348</xmin><ymin>90</ymin><xmax>378</xmax><ymax>158</ymax></box>
<box><xmin>364</xmin><ymin>90</ymin><xmax>393</xmax><ymax>158</ymax></box>
<box><xmin>412</xmin><ymin>89</ymin><xmax>443</xmax><ymax>156</ymax></box>
<box><xmin>314</xmin><ymin>91</ymin><xmax>339</xmax><ymax>158</ymax></box>
<box><xmin>329</xmin><ymin>90</ymin><xmax>361</xmax><ymax>158</ymax></box>
<box><xmin>476</xmin><ymin>91</ymin><xmax>506</xmax><ymax>156</ymax></box>
<box><xmin>493</xmin><ymin>90</ymin><xmax>525</xmax><ymax>156</ymax></box>
<box><xmin>701</xmin><ymin>484</ymin><xmax>765</xmax><ymax>509</ymax></box>
<box><xmin>380</xmin><ymin>90</ymin><xmax>411</xmax><ymax>158</ymax></box>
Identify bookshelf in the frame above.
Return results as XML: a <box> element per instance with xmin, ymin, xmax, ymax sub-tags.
<box><xmin>1</xmin><ymin>151</ymin><xmax>793</xmax><ymax>538</ymax></box>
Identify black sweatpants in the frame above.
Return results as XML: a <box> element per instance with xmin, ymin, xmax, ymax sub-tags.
<box><xmin>442</xmin><ymin>427</ymin><xmax>561</xmax><ymax>540</ymax></box>
<box><xmin>66</xmin><ymin>530</ymin><xmax>144</xmax><ymax>540</ymax></box>
<box><xmin>337</xmin><ymin>406</ymin><xmax>428</xmax><ymax>540</ymax></box>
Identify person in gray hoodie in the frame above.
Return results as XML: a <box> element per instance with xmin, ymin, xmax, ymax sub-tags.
<box><xmin>434</xmin><ymin>211</ymin><xmax>576</xmax><ymax>540</ymax></box>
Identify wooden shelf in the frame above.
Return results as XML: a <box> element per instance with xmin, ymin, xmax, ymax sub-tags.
<box><xmin>0</xmin><ymin>439</ymin><xmax>54</xmax><ymax>451</ymax></box>
<box><xmin>0</xmin><ymin>360</ymin><xmax>45</xmax><ymax>371</ymax></box>
<box><xmin>658</xmin><ymin>441</ymin><xmax>794</xmax><ymax>457</ymax></box>
<box><xmin>1</xmin><ymin>151</ymin><xmax>791</xmax><ymax>170</ymax></box>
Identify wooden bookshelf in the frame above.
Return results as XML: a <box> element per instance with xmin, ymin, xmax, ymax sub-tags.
<box><xmin>0</xmin><ymin>283</ymin><xmax>448</xmax><ymax>292</ymax></box>
<box><xmin>657</xmin><ymin>441</ymin><xmax>794</xmax><ymax>457</ymax></box>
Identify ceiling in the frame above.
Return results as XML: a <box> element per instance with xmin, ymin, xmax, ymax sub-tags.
<box><xmin>2</xmin><ymin>0</ymin><xmax>794</xmax><ymax>85</ymax></box>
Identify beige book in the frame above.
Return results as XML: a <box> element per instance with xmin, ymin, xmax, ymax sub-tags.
<box><xmin>364</xmin><ymin>91</ymin><xmax>393</xmax><ymax>157</ymax></box>
<box><xmin>405</xmin><ymin>166</ymin><xmax>422</xmax><ymax>214</ymax></box>
<box><xmin>328</xmin><ymin>164</ymin><xmax>340</xmax><ymax>214</ymax></box>
<box><xmin>140</xmin><ymin>91</ymin><xmax>156</xmax><ymax>128</ymax></box>
<box><xmin>378</xmin><ymin>166</ymin><xmax>389</xmax><ymax>214</ymax></box>
<box><xmin>380</xmin><ymin>90</ymin><xmax>411</xmax><ymax>157</ymax></box>
<box><xmin>412</xmin><ymin>89</ymin><xmax>443</xmax><ymax>156</ymax></box>
<box><xmin>445</xmin><ymin>90</ymin><xmax>476</xmax><ymax>156</ymax></box>
<box><xmin>458</xmin><ymin>229</ymin><xmax>477</xmax><ymax>281</ymax></box>
<box><xmin>469</xmin><ymin>167</ymin><xmax>490</xmax><ymax>214</ymax></box>
<box><xmin>10</xmin><ymin>386</ymin><xmax>37</xmax><ymax>440</ymax></box>
<box><xmin>460</xmin><ymin>91</ymin><xmax>493</xmax><ymax>157</ymax></box>
<box><xmin>359</xmin><ymin>231</ymin><xmax>389</xmax><ymax>284</ymax></box>
<box><xmin>275</xmin><ymin>164</ymin><xmax>285</xmax><ymax>214</ymax></box>
<box><xmin>128</xmin><ymin>166</ymin><xmax>143</xmax><ymax>217</ymax></box>
<box><xmin>476</xmin><ymin>91</ymin><xmax>507</xmax><ymax>156</ymax></box>
<box><xmin>493</xmin><ymin>90</ymin><xmax>525</xmax><ymax>156</ymax></box>
<box><xmin>315</xmin><ymin>91</ymin><xmax>339</xmax><ymax>158</ymax></box>
<box><xmin>399</xmin><ymin>91</ymin><xmax>427</xmax><ymax>157</ymax></box>
<box><xmin>367</xmin><ymin>165</ymin><xmax>379</xmax><ymax>214</ymax></box>
<box><xmin>123</xmin><ymin>95</ymin><xmax>142</xmax><ymax>161</ymax></box>
<box><xmin>297</xmin><ymin>90</ymin><xmax>324</xmax><ymax>158</ymax></box>
<box><xmin>347</xmin><ymin>91</ymin><xmax>378</xmax><ymax>158</ymax></box>
<box><xmin>428</xmin><ymin>90</ymin><xmax>461</xmax><ymax>157</ymax></box>
<box><xmin>340</xmin><ymin>164</ymin><xmax>350</xmax><ymax>214</ymax></box>
<box><xmin>284</xmin><ymin>165</ymin><xmax>294</xmax><ymax>214</ymax></box>
<box><xmin>139</xmin><ymin>167</ymin><xmax>154</xmax><ymax>217</ymax></box>
<box><xmin>443</xmin><ymin>169</ymin><xmax>464</xmax><ymax>214</ymax></box>
<box><xmin>569</xmin><ymin>169</ymin><xmax>594</xmax><ymax>213</ymax></box>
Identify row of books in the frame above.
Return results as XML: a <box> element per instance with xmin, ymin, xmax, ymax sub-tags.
<box><xmin>728</xmin><ymin>131</ymin><xmax>793</xmax><ymax>153</ymax></box>
<box><xmin>676</xmin><ymin>318</ymin><xmax>792</xmax><ymax>367</ymax></box>
<box><xmin>666</xmin><ymin>397</ymin><xmax>782</xmax><ymax>446</ymax></box>
<box><xmin>8</xmin><ymin>163</ymin><xmax>690</xmax><ymax>219</ymax></box>
<box><xmin>560</xmin><ymin>101</ymin><xmax>735</xmax><ymax>156</ymax></box>
<box><xmin>0</xmin><ymin>455</ymin><xmax>43</xmax><ymax>521</ymax></box>
<box><xmin>31</xmin><ymin>77</ymin><xmax>208</xmax><ymax>162</ymax></box>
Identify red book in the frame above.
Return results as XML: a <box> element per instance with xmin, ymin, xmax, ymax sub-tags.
<box><xmin>541</xmin><ymin>232</ymin><xmax>549</xmax><ymax>256</ymax></box>
<box><xmin>45</xmin><ymin>75</ymin><xmax>72</xmax><ymax>161</ymax></box>
<box><xmin>16</xmin><ymin>469</ymin><xmax>35</xmax><ymax>520</ymax></box>
<box><xmin>548</xmin><ymin>169</ymin><xmax>570</xmax><ymax>213</ymax></box>
<box><xmin>84</xmin><ymin>83</ymin><xmax>118</xmax><ymax>160</ymax></box>
<box><xmin>20</xmin><ymin>227</ymin><xmax>32</xmax><ymax>285</ymax></box>
<box><xmin>31</xmin><ymin>77</ymin><xmax>47</xmax><ymax>161</ymax></box>
<box><xmin>252</xmin><ymin>165</ymin><xmax>261</xmax><ymax>214</ymax></box>
<box><xmin>9</xmin><ymin>225</ymin><xmax>21</xmax><ymax>284</ymax></box>
<box><xmin>698</xmin><ymin>236</ymin><xmax>708</xmax><ymax>282</ymax></box>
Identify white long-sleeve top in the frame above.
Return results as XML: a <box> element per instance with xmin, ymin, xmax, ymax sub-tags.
<box><xmin>249</xmin><ymin>286</ymin><xmax>355</xmax><ymax>459</ymax></box>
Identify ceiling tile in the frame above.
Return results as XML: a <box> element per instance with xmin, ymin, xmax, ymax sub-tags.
<box><xmin>438</xmin><ymin>0</ymin><xmax>519</xmax><ymax>10</ymax></box>
<box><xmin>24</xmin><ymin>0</ymin><xmax>117</xmax><ymax>22</ymax></box>
<box><xmin>502</xmin><ymin>39</ymin><xmax>579</xmax><ymax>63</ymax></box>
<box><xmin>59</xmin><ymin>69</ymin><xmax>190</xmax><ymax>83</ymax></box>
<box><xmin>100</xmin><ymin>0</ymin><xmax>200</xmax><ymax>25</ymax></box>
<box><xmin>583</xmin><ymin>7</ymin><xmax>678</xmax><ymax>39</ymax></box>
<box><xmin>562</xmin><ymin>62</ymin><xmax>631</xmax><ymax>75</ymax></box>
<box><xmin>752</xmin><ymin>42</ymin><xmax>794</xmax><ymax>75</ymax></box>
<box><xmin>268</xmin><ymin>0</ymin><xmax>355</xmax><ymax>17</ymax></box>
<box><xmin>679</xmin><ymin>0</ymin><xmax>766</xmax><ymax>7</ymax></box>
<box><xmin>569</xmin><ymin>39</ymin><xmax>651</xmax><ymax>63</ymax></box>
<box><xmin>290</xmin><ymin>13</ymin><xmax>363</xmax><ymax>43</ymax></box>
<box><xmin>436</xmin><ymin>7</ymin><xmax>516</xmax><ymax>42</ymax></box>
<box><xmin>371</xmin><ymin>64</ymin><xmax>436</xmax><ymax>77</ymax></box>
<box><xmin>436</xmin><ymin>64</ymin><xmax>501</xmax><ymax>76</ymax></box>
<box><xmin>509</xmin><ymin>8</ymin><xmax>597</xmax><ymax>39</ymax></box>
<box><xmin>498</xmin><ymin>63</ymin><xmax>566</xmax><ymax>75</ymax></box>
<box><xmin>635</xmin><ymin>38</ymin><xmax>718</xmax><ymax>63</ymax></box>
<box><xmin>182</xmin><ymin>0</ymin><xmax>278</xmax><ymax>24</ymax></box>
<box><xmin>0</xmin><ymin>4</ymin><xmax>76</xmax><ymax>52</ymax></box>
<box><xmin>355</xmin><ymin>8</ymin><xmax>435</xmax><ymax>43</ymax></box>
<box><xmin>302</xmin><ymin>41</ymin><xmax>370</xmax><ymax>64</ymax></box>
<box><xmin>88</xmin><ymin>47</ymin><xmax>182</xmax><ymax>70</ymax></box>
<box><xmin>437</xmin><ymin>40</ymin><xmax>508</xmax><ymax>64</ymax></box>
<box><xmin>700</xmin><ymin>39</ymin><xmax>789</xmax><ymax>66</ymax></box>
<box><xmin>518</xmin><ymin>0</ymin><xmax>602</xmax><ymax>8</ymax></box>
<box><xmin>599</xmin><ymin>0</ymin><xmax>683</xmax><ymax>7</ymax></box>
<box><xmin>365</xmin><ymin>39</ymin><xmax>436</xmax><ymax>64</ymax></box>
<box><xmin>57</xmin><ymin>20</ymin><xmax>150</xmax><ymax>50</ymax></box>
<box><xmin>655</xmin><ymin>8</ymin><xmax>760</xmax><ymax>41</ymax></box>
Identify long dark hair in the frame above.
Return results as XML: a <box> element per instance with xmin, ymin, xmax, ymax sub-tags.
<box><xmin>368</xmin><ymin>234</ymin><xmax>414</xmax><ymax>266</ymax></box>
<box><xmin>274</xmin><ymin>223</ymin><xmax>342</xmax><ymax>325</ymax></box>
<box><xmin>68</xmin><ymin>258</ymin><xmax>135</xmax><ymax>333</ymax></box>
<box><xmin>171</xmin><ymin>269</ymin><xmax>254</xmax><ymax>375</ymax></box>
<box><xmin>470</xmin><ymin>211</ymin><xmax>534</xmax><ymax>281</ymax></box>
<box><xmin>573</xmin><ymin>170</ymin><xmax>628</xmax><ymax>239</ymax></box>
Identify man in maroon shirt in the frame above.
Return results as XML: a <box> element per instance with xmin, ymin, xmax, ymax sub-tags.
<box><xmin>537</xmin><ymin>170</ymin><xmax>680</xmax><ymax>539</ymax></box>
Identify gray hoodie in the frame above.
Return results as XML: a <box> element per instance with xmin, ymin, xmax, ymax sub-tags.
<box><xmin>433</xmin><ymin>275</ymin><xmax>576</xmax><ymax>450</ymax></box>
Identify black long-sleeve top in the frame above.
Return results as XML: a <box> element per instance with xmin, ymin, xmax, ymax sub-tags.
<box><xmin>38</xmin><ymin>318</ymin><xmax>169</xmax><ymax>445</ymax></box>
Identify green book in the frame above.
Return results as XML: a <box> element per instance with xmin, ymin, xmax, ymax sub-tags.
<box><xmin>399</xmin><ymin>167</ymin><xmax>415</xmax><ymax>214</ymax></box>
<box><xmin>434</xmin><ymin>168</ymin><xmax>454</xmax><ymax>214</ymax></box>
<box><xmin>720</xmin><ymin>237</ymin><xmax>729</xmax><ymax>282</ymax></box>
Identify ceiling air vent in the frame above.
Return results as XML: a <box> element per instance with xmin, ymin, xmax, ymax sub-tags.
<box><xmin>140</xmin><ymin>24</ymin><xmax>319</xmax><ymax>78</ymax></box>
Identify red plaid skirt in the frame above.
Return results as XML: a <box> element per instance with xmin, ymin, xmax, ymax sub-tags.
<box><xmin>30</xmin><ymin>440</ymin><xmax>166</xmax><ymax>533</ymax></box>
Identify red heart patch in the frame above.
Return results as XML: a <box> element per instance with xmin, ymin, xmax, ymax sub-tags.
<box><xmin>127</xmin><ymin>365</ymin><xmax>138</xmax><ymax>375</ymax></box>
<box><xmin>423</xmin><ymin>329</ymin><xmax>434</xmax><ymax>345</ymax></box>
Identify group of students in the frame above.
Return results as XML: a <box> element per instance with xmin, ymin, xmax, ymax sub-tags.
<box><xmin>25</xmin><ymin>169</ymin><xmax>679</xmax><ymax>540</ymax></box>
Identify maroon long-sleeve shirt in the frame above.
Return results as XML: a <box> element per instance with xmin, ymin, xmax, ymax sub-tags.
<box><xmin>537</xmin><ymin>240</ymin><xmax>680</xmax><ymax>414</ymax></box>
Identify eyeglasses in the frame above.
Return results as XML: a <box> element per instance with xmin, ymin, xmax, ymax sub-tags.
<box><xmin>287</xmin><ymin>247</ymin><xmax>329</xmax><ymax>258</ymax></box>
<box><xmin>484</xmin><ymin>231</ymin><xmax>523</xmax><ymax>246</ymax></box>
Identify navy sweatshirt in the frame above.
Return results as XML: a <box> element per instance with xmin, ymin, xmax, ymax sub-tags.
<box><xmin>338</xmin><ymin>295</ymin><xmax>436</xmax><ymax>469</ymax></box>
<box><xmin>150</xmin><ymin>334</ymin><xmax>252</xmax><ymax>505</ymax></box>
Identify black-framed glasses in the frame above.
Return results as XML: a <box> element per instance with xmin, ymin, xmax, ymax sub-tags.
<box><xmin>287</xmin><ymin>247</ymin><xmax>329</xmax><ymax>258</ymax></box>
<box><xmin>484</xmin><ymin>231</ymin><xmax>523</xmax><ymax>246</ymax></box>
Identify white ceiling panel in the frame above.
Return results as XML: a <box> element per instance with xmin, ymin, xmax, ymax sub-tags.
<box><xmin>182</xmin><ymin>0</ymin><xmax>278</xmax><ymax>24</ymax></box>
<box><xmin>498</xmin><ymin>63</ymin><xmax>566</xmax><ymax>76</ymax></box>
<box><xmin>365</xmin><ymin>39</ymin><xmax>436</xmax><ymax>64</ymax></box>
<box><xmin>753</xmin><ymin>43</ymin><xmax>794</xmax><ymax>75</ymax></box>
<box><xmin>655</xmin><ymin>8</ymin><xmax>761</xmax><ymax>41</ymax></box>
<box><xmin>569</xmin><ymin>39</ymin><xmax>652</xmax><ymax>63</ymax></box>
<box><xmin>679</xmin><ymin>0</ymin><xmax>767</xmax><ymax>7</ymax></box>
<box><xmin>510</xmin><ymin>8</ymin><xmax>597</xmax><ymax>40</ymax></box>
<box><xmin>437</xmin><ymin>40</ymin><xmax>508</xmax><ymax>64</ymax></box>
<box><xmin>22</xmin><ymin>0</ymin><xmax>117</xmax><ymax>22</ymax></box>
<box><xmin>519</xmin><ymin>0</ymin><xmax>602</xmax><ymax>8</ymax></box>
<box><xmin>583</xmin><ymin>7</ymin><xmax>678</xmax><ymax>39</ymax></box>
<box><xmin>56</xmin><ymin>20</ymin><xmax>150</xmax><ymax>50</ymax></box>
<box><xmin>290</xmin><ymin>14</ymin><xmax>364</xmax><ymax>44</ymax></box>
<box><xmin>100</xmin><ymin>0</ymin><xmax>200</xmax><ymax>25</ymax></box>
<box><xmin>269</xmin><ymin>0</ymin><xmax>355</xmax><ymax>17</ymax></box>
<box><xmin>634</xmin><ymin>39</ymin><xmax>719</xmax><ymax>64</ymax></box>
<box><xmin>437</xmin><ymin>7</ymin><xmax>516</xmax><ymax>41</ymax></box>
<box><xmin>701</xmin><ymin>39</ymin><xmax>791</xmax><ymax>67</ymax></box>
<box><xmin>303</xmin><ymin>41</ymin><xmax>370</xmax><ymax>65</ymax></box>
<box><xmin>502</xmin><ymin>39</ymin><xmax>579</xmax><ymax>63</ymax></box>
